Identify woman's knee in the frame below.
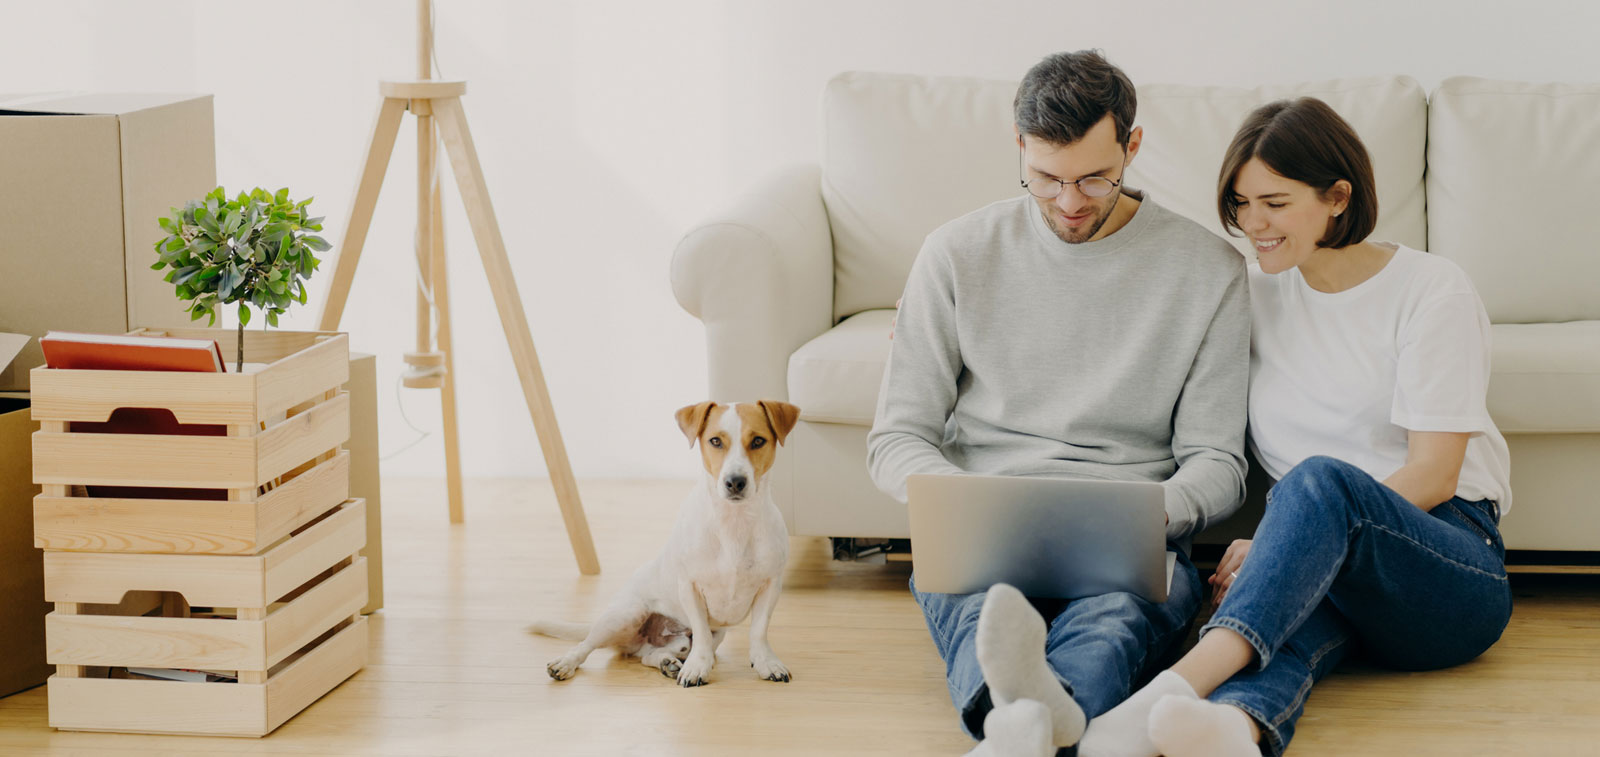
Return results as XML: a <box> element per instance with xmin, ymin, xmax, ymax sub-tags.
<box><xmin>1270</xmin><ymin>456</ymin><xmax>1367</xmax><ymax>517</ymax></box>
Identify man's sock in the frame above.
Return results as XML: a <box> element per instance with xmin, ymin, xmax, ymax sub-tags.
<box><xmin>1077</xmin><ymin>670</ymin><xmax>1197</xmax><ymax>757</ymax></box>
<box><xmin>974</xmin><ymin>583</ymin><xmax>1087</xmax><ymax>746</ymax></box>
<box><xmin>1148</xmin><ymin>695</ymin><xmax>1259</xmax><ymax>757</ymax></box>
<box><xmin>964</xmin><ymin>699</ymin><xmax>1055</xmax><ymax>757</ymax></box>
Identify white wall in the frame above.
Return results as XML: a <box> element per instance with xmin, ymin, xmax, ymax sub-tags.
<box><xmin>4</xmin><ymin>0</ymin><xmax>1597</xmax><ymax>478</ymax></box>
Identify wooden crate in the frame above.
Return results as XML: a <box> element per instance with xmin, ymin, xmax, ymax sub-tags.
<box><xmin>30</xmin><ymin>329</ymin><xmax>350</xmax><ymax>555</ymax></box>
<box><xmin>43</xmin><ymin>499</ymin><xmax>369</xmax><ymax>737</ymax></box>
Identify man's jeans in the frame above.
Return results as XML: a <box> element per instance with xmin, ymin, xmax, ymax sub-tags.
<box><xmin>1204</xmin><ymin>456</ymin><xmax>1513</xmax><ymax>756</ymax></box>
<box><xmin>911</xmin><ymin>549</ymin><xmax>1202</xmax><ymax>743</ymax></box>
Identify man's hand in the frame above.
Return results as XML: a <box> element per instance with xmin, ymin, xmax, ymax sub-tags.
<box><xmin>1208</xmin><ymin>538</ymin><xmax>1252</xmax><ymax>607</ymax></box>
<box><xmin>889</xmin><ymin>297</ymin><xmax>902</xmax><ymax>340</ymax></box>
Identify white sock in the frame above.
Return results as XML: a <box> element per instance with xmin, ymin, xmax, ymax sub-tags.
<box><xmin>1078</xmin><ymin>670</ymin><xmax>1198</xmax><ymax>757</ymax></box>
<box><xmin>975</xmin><ymin>583</ymin><xmax>1087</xmax><ymax>746</ymax></box>
<box><xmin>1148</xmin><ymin>695</ymin><xmax>1259</xmax><ymax>757</ymax></box>
<box><xmin>964</xmin><ymin>699</ymin><xmax>1055</xmax><ymax>757</ymax></box>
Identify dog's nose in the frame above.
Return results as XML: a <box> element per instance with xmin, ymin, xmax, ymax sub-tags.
<box><xmin>725</xmin><ymin>475</ymin><xmax>748</xmax><ymax>495</ymax></box>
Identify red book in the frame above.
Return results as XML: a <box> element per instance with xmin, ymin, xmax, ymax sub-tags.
<box><xmin>39</xmin><ymin>331</ymin><xmax>225</xmax><ymax>373</ymax></box>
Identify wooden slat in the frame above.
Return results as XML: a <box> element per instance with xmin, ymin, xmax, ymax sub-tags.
<box><xmin>44</xmin><ymin>549</ymin><xmax>265</xmax><ymax>607</ymax></box>
<box><xmin>263</xmin><ymin>500</ymin><xmax>367</xmax><ymax>604</ymax></box>
<box><xmin>264</xmin><ymin>616</ymin><xmax>368</xmax><ymax>734</ymax></box>
<box><xmin>46</xmin><ymin>611</ymin><xmax>261</xmax><ymax>670</ymax></box>
<box><xmin>264</xmin><ymin>558</ymin><xmax>367</xmax><ymax>669</ymax></box>
<box><xmin>47</xmin><ymin>674</ymin><xmax>268</xmax><ymax>737</ymax></box>
<box><xmin>32</xmin><ymin>430</ymin><xmax>255</xmax><ymax>488</ymax></box>
<box><xmin>255</xmin><ymin>335</ymin><xmax>349</xmax><ymax>425</ymax></box>
<box><xmin>33</xmin><ymin>494</ymin><xmax>259</xmax><ymax>554</ymax></box>
<box><xmin>144</xmin><ymin>328</ymin><xmax>334</xmax><ymax>366</ymax></box>
<box><xmin>53</xmin><ymin>604</ymin><xmax>84</xmax><ymax>679</ymax></box>
<box><xmin>255</xmin><ymin>393</ymin><xmax>350</xmax><ymax>486</ymax></box>
<box><xmin>28</xmin><ymin>369</ymin><xmax>255</xmax><ymax>425</ymax></box>
<box><xmin>43</xmin><ymin>500</ymin><xmax>364</xmax><ymax>608</ymax></box>
<box><xmin>255</xmin><ymin>451</ymin><xmax>351</xmax><ymax>551</ymax></box>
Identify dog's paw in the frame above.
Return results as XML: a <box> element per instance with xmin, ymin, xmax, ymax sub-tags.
<box><xmin>677</xmin><ymin>653</ymin><xmax>714</xmax><ymax>687</ymax></box>
<box><xmin>658</xmin><ymin>657</ymin><xmax>682</xmax><ymax>678</ymax></box>
<box><xmin>751</xmin><ymin>654</ymin><xmax>791</xmax><ymax>683</ymax></box>
<box><xmin>547</xmin><ymin>656</ymin><xmax>580</xmax><ymax>681</ymax></box>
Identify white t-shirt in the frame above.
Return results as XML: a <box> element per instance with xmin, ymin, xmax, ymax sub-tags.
<box><xmin>1247</xmin><ymin>243</ymin><xmax>1513</xmax><ymax>513</ymax></box>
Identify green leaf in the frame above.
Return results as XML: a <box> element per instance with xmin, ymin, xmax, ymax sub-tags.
<box><xmin>190</xmin><ymin>307</ymin><xmax>204</xmax><ymax>321</ymax></box>
<box><xmin>238</xmin><ymin>302</ymin><xmax>251</xmax><ymax>327</ymax></box>
<box><xmin>267</xmin><ymin>309</ymin><xmax>279</xmax><ymax>327</ymax></box>
<box><xmin>274</xmin><ymin>187</ymin><xmax>289</xmax><ymax>204</ymax></box>
<box><xmin>304</xmin><ymin>236</ymin><xmax>330</xmax><ymax>252</ymax></box>
<box><xmin>196</xmin><ymin>207</ymin><xmax>219</xmax><ymax>234</ymax></box>
<box><xmin>150</xmin><ymin>260</ymin><xmax>166</xmax><ymax>270</ymax></box>
<box><xmin>158</xmin><ymin>216</ymin><xmax>175</xmax><ymax>233</ymax></box>
<box><xmin>196</xmin><ymin>266</ymin><xmax>220</xmax><ymax>283</ymax></box>
<box><xmin>172</xmin><ymin>265</ymin><xmax>202</xmax><ymax>285</ymax></box>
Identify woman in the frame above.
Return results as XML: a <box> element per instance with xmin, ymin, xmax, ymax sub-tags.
<box><xmin>1077</xmin><ymin>97</ymin><xmax>1514</xmax><ymax>757</ymax></box>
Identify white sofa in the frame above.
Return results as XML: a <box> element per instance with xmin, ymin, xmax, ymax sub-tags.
<box><xmin>670</xmin><ymin>72</ymin><xmax>1600</xmax><ymax>552</ymax></box>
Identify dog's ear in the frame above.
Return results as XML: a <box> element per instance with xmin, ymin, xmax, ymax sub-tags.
<box><xmin>758</xmin><ymin>400</ymin><xmax>800</xmax><ymax>446</ymax></box>
<box><xmin>675</xmin><ymin>401</ymin><xmax>716</xmax><ymax>447</ymax></box>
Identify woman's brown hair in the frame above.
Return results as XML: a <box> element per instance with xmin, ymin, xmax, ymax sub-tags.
<box><xmin>1217</xmin><ymin>97</ymin><xmax>1377</xmax><ymax>249</ymax></box>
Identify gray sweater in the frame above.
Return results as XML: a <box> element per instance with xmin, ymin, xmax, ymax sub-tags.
<box><xmin>866</xmin><ymin>192</ymin><xmax>1249</xmax><ymax>545</ymax></box>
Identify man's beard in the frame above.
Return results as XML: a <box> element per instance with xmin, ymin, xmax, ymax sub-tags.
<box><xmin>1042</xmin><ymin>192</ymin><xmax>1120</xmax><ymax>244</ymax></box>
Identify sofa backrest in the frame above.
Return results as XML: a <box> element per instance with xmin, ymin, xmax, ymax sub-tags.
<box><xmin>1427</xmin><ymin>77</ymin><xmax>1600</xmax><ymax>323</ymax></box>
<box><xmin>821</xmin><ymin>72</ymin><xmax>1429</xmax><ymax>323</ymax></box>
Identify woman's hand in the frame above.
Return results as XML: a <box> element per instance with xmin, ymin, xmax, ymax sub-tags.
<box><xmin>1209</xmin><ymin>539</ymin><xmax>1252</xmax><ymax>607</ymax></box>
<box><xmin>889</xmin><ymin>297</ymin><xmax>902</xmax><ymax>339</ymax></box>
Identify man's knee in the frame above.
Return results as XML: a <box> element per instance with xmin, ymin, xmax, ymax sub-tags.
<box><xmin>1065</xmin><ymin>591</ymin><xmax>1149</xmax><ymax>627</ymax></box>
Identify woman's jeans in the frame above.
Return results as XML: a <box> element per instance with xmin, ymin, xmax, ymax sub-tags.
<box><xmin>1204</xmin><ymin>456</ymin><xmax>1513</xmax><ymax>756</ymax></box>
<box><xmin>911</xmin><ymin>548</ymin><xmax>1202</xmax><ymax>743</ymax></box>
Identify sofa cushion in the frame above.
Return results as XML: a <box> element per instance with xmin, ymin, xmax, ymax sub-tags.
<box><xmin>822</xmin><ymin>73</ymin><xmax>1019</xmax><ymax>324</ymax></box>
<box><xmin>1488</xmin><ymin>321</ymin><xmax>1600</xmax><ymax>433</ymax></box>
<box><xmin>1127</xmin><ymin>76</ymin><xmax>1428</xmax><ymax>259</ymax></box>
<box><xmin>1427</xmin><ymin>77</ymin><xmax>1600</xmax><ymax>323</ymax></box>
<box><xmin>821</xmin><ymin>73</ymin><xmax>1428</xmax><ymax>323</ymax></box>
<box><xmin>787</xmin><ymin>309</ymin><xmax>894</xmax><ymax>425</ymax></box>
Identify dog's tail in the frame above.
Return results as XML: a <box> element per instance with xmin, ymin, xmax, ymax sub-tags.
<box><xmin>527</xmin><ymin>620</ymin><xmax>589</xmax><ymax>641</ymax></box>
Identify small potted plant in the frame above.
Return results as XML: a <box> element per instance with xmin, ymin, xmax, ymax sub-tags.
<box><xmin>151</xmin><ymin>186</ymin><xmax>329</xmax><ymax>372</ymax></box>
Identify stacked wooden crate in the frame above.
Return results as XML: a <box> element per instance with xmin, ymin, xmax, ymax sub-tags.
<box><xmin>29</xmin><ymin>328</ymin><xmax>368</xmax><ymax>737</ymax></box>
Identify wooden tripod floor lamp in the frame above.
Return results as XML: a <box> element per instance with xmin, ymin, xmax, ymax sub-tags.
<box><xmin>317</xmin><ymin>0</ymin><xmax>599</xmax><ymax>575</ymax></box>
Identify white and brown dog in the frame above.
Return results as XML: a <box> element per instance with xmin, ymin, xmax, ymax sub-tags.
<box><xmin>530</xmin><ymin>400</ymin><xmax>800</xmax><ymax>687</ymax></box>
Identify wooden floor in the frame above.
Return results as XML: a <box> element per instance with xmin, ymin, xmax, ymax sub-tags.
<box><xmin>2</xmin><ymin>477</ymin><xmax>1597</xmax><ymax>755</ymax></box>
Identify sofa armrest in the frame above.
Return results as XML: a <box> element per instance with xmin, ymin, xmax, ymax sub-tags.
<box><xmin>671</xmin><ymin>164</ymin><xmax>834</xmax><ymax>402</ymax></box>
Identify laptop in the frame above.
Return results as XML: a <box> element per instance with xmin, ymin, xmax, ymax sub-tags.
<box><xmin>907</xmin><ymin>473</ymin><xmax>1175</xmax><ymax>602</ymax></box>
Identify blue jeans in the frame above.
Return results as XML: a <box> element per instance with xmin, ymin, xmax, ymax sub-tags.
<box><xmin>911</xmin><ymin>549</ymin><xmax>1202</xmax><ymax>747</ymax></box>
<box><xmin>1204</xmin><ymin>456</ymin><xmax>1512</xmax><ymax>756</ymax></box>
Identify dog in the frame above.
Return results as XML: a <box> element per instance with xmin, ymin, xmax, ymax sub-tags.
<box><xmin>530</xmin><ymin>399</ymin><xmax>800</xmax><ymax>687</ymax></box>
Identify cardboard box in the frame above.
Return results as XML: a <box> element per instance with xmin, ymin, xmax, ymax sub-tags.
<box><xmin>349</xmin><ymin>352</ymin><xmax>385</xmax><ymax>614</ymax></box>
<box><xmin>0</xmin><ymin>93</ymin><xmax>217</xmax><ymax>390</ymax></box>
<box><xmin>0</xmin><ymin>334</ymin><xmax>51</xmax><ymax>698</ymax></box>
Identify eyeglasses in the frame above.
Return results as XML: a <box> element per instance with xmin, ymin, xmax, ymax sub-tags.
<box><xmin>1018</xmin><ymin>148</ymin><xmax>1124</xmax><ymax>199</ymax></box>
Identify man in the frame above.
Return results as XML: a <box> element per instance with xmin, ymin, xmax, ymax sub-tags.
<box><xmin>866</xmin><ymin>50</ymin><xmax>1249</xmax><ymax>756</ymax></box>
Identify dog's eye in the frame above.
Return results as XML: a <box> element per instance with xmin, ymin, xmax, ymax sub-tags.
<box><xmin>708</xmin><ymin>437</ymin><xmax>723</xmax><ymax>448</ymax></box>
<box><xmin>750</xmin><ymin>436</ymin><xmax>766</xmax><ymax>449</ymax></box>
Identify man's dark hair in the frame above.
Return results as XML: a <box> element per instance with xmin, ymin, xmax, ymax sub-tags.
<box><xmin>1217</xmin><ymin>97</ymin><xmax>1378</xmax><ymax>249</ymax></box>
<box><xmin>1014</xmin><ymin>50</ymin><xmax>1137</xmax><ymax>147</ymax></box>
